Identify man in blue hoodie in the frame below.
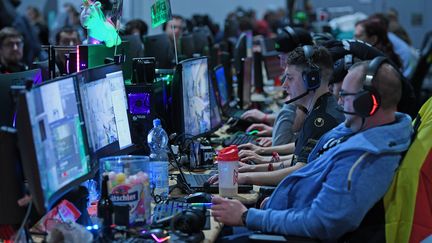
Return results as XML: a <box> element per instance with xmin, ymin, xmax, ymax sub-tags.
<box><xmin>211</xmin><ymin>57</ymin><xmax>413</xmax><ymax>242</ymax></box>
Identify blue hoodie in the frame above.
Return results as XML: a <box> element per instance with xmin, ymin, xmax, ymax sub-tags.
<box><xmin>246</xmin><ymin>113</ymin><xmax>413</xmax><ymax>241</ymax></box>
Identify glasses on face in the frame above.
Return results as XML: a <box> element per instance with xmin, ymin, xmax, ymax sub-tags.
<box><xmin>2</xmin><ymin>40</ymin><xmax>23</xmax><ymax>49</ymax></box>
<box><xmin>338</xmin><ymin>90</ymin><xmax>359</xmax><ymax>97</ymax></box>
<box><xmin>338</xmin><ymin>90</ymin><xmax>360</xmax><ymax>103</ymax></box>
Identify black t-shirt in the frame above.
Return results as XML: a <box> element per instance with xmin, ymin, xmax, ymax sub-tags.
<box><xmin>0</xmin><ymin>62</ymin><xmax>28</xmax><ymax>74</ymax></box>
<box><xmin>292</xmin><ymin>92</ymin><xmax>345</xmax><ymax>165</ymax></box>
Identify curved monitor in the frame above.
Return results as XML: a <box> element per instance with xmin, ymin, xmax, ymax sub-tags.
<box><xmin>16</xmin><ymin>75</ymin><xmax>92</xmax><ymax>214</ymax></box>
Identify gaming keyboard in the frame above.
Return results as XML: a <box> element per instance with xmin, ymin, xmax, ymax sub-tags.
<box><xmin>225</xmin><ymin>106</ymin><xmax>245</xmax><ymax>119</ymax></box>
<box><xmin>222</xmin><ymin>133</ymin><xmax>257</xmax><ymax>147</ymax></box>
<box><xmin>152</xmin><ymin>200</ymin><xmax>210</xmax><ymax>229</ymax></box>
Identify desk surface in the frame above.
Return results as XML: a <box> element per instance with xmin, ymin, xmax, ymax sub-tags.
<box><xmin>169</xmin><ymin>172</ymin><xmax>259</xmax><ymax>242</ymax></box>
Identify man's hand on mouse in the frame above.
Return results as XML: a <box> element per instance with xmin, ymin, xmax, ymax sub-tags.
<box><xmin>246</xmin><ymin>123</ymin><xmax>272</xmax><ymax>137</ymax></box>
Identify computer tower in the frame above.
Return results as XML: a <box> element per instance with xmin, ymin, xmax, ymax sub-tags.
<box><xmin>125</xmin><ymin>84</ymin><xmax>154</xmax><ymax>155</ymax></box>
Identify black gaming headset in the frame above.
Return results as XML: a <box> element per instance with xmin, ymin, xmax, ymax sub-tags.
<box><xmin>284</xmin><ymin>26</ymin><xmax>299</xmax><ymax>46</ymax></box>
<box><xmin>302</xmin><ymin>45</ymin><xmax>321</xmax><ymax>91</ymax></box>
<box><xmin>352</xmin><ymin>56</ymin><xmax>386</xmax><ymax>117</ymax></box>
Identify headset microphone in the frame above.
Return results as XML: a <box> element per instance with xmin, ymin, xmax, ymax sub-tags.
<box><xmin>284</xmin><ymin>90</ymin><xmax>309</xmax><ymax>104</ymax></box>
<box><xmin>336</xmin><ymin>106</ymin><xmax>358</xmax><ymax>115</ymax></box>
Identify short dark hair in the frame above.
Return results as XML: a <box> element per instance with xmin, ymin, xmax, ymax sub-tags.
<box><xmin>55</xmin><ymin>26</ymin><xmax>80</xmax><ymax>44</ymax></box>
<box><xmin>283</xmin><ymin>45</ymin><xmax>334</xmax><ymax>83</ymax></box>
<box><xmin>0</xmin><ymin>27</ymin><xmax>23</xmax><ymax>47</ymax></box>
<box><xmin>125</xmin><ymin>19</ymin><xmax>148</xmax><ymax>36</ymax></box>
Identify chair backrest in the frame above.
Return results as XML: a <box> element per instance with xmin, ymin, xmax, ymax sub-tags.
<box><xmin>383</xmin><ymin>96</ymin><xmax>432</xmax><ymax>243</ymax></box>
<box><xmin>341</xmin><ymin>97</ymin><xmax>432</xmax><ymax>243</ymax></box>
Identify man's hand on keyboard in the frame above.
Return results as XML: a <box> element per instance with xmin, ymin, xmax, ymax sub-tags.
<box><xmin>238</xmin><ymin>142</ymin><xmax>264</xmax><ymax>154</ymax></box>
<box><xmin>239</xmin><ymin>150</ymin><xmax>270</xmax><ymax>164</ymax></box>
<box><xmin>240</xmin><ymin>109</ymin><xmax>266</xmax><ymax>123</ymax></box>
<box><xmin>246</xmin><ymin>123</ymin><xmax>272</xmax><ymax>137</ymax></box>
<box><xmin>238</xmin><ymin>162</ymin><xmax>256</xmax><ymax>173</ymax></box>
<box><xmin>207</xmin><ymin>173</ymin><xmax>248</xmax><ymax>185</ymax></box>
<box><xmin>257</xmin><ymin>137</ymin><xmax>272</xmax><ymax>147</ymax></box>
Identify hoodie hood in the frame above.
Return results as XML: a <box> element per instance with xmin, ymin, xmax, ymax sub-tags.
<box><xmin>318</xmin><ymin>112</ymin><xmax>413</xmax><ymax>157</ymax></box>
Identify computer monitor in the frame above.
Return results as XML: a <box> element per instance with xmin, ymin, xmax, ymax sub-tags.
<box><xmin>263</xmin><ymin>54</ymin><xmax>284</xmax><ymax>80</ymax></box>
<box><xmin>209</xmin><ymin>76</ymin><xmax>223</xmax><ymax>131</ymax></box>
<box><xmin>214</xmin><ymin>65</ymin><xmax>229</xmax><ymax>108</ymax></box>
<box><xmin>239</xmin><ymin>57</ymin><xmax>254</xmax><ymax>109</ymax></box>
<box><xmin>233</xmin><ymin>32</ymin><xmax>247</xmax><ymax>75</ymax></box>
<box><xmin>0</xmin><ymin>69</ymin><xmax>42</xmax><ymax>127</ymax></box>
<box><xmin>219</xmin><ymin>51</ymin><xmax>234</xmax><ymax>99</ymax></box>
<box><xmin>253</xmin><ymin>51</ymin><xmax>264</xmax><ymax>93</ymax></box>
<box><xmin>192</xmin><ymin>26</ymin><xmax>212</xmax><ymax>57</ymax></box>
<box><xmin>179</xmin><ymin>33</ymin><xmax>195</xmax><ymax>59</ymax></box>
<box><xmin>176</xmin><ymin>57</ymin><xmax>211</xmax><ymax>137</ymax></box>
<box><xmin>77</xmin><ymin>41</ymin><xmax>133</xmax><ymax>81</ymax></box>
<box><xmin>16</xmin><ymin>75</ymin><xmax>92</xmax><ymax>214</ymax></box>
<box><xmin>76</xmin><ymin>64</ymin><xmax>133</xmax><ymax>159</ymax></box>
<box><xmin>261</xmin><ymin>36</ymin><xmax>278</xmax><ymax>55</ymax></box>
<box><xmin>143</xmin><ymin>33</ymin><xmax>175</xmax><ymax>69</ymax></box>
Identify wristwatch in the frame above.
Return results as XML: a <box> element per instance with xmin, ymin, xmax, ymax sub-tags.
<box><xmin>241</xmin><ymin>209</ymin><xmax>249</xmax><ymax>226</ymax></box>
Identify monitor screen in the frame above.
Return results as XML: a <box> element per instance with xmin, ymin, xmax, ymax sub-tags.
<box><xmin>214</xmin><ymin>65</ymin><xmax>229</xmax><ymax>108</ymax></box>
<box><xmin>181</xmin><ymin>57</ymin><xmax>211</xmax><ymax>137</ymax></box>
<box><xmin>18</xmin><ymin>76</ymin><xmax>91</xmax><ymax>213</ymax></box>
<box><xmin>77</xmin><ymin>64</ymin><xmax>132</xmax><ymax>156</ymax></box>
<box><xmin>209</xmin><ymin>77</ymin><xmax>223</xmax><ymax>130</ymax></box>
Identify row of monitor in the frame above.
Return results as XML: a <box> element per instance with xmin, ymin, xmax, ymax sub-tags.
<box><xmin>0</xmin><ymin>56</ymin><xmax>245</xmax><ymax>218</ymax></box>
<box><xmin>15</xmin><ymin>64</ymin><xmax>133</xmax><ymax>215</ymax></box>
<box><xmin>0</xmin><ymin>29</ymin><xmax>279</xmax><ymax>221</ymax></box>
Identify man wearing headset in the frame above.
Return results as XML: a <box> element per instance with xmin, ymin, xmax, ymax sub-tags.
<box><xmin>209</xmin><ymin>45</ymin><xmax>344</xmax><ymax>186</ymax></box>
<box><xmin>211</xmin><ymin>57</ymin><xmax>413</xmax><ymax>241</ymax></box>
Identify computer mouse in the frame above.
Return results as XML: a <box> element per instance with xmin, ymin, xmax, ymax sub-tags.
<box><xmin>247</xmin><ymin>129</ymin><xmax>259</xmax><ymax>135</ymax></box>
<box><xmin>184</xmin><ymin>192</ymin><xmax>213</xmax><ymax>203</ymax></box>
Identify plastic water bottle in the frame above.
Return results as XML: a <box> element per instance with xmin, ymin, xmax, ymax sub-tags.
<box><xmin>147</xmin><ymin>119</ymin><xmax>169</xmax><ymax>199</ymax></box>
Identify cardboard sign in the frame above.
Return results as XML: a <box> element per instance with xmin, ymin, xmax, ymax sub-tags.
<box><xmin>151</xmin><ymin>0</ymin><xmax>172</xmax><ymax>28</ymax></box>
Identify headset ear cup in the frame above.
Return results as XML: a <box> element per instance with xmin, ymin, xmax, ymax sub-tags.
<box><xmin>353</xmin><ymin>89</ymin><xmax>380</xmax><ymax>117</ymax></box>
<box><xmin>302</xmin><ymin>67</ymin><xmax>321</xmax><ymax>91</ymax></box>
<box><xmin>170</xmin><ymin>208</ymin><xmax>206</xmax><ymax>234</ymax></box>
